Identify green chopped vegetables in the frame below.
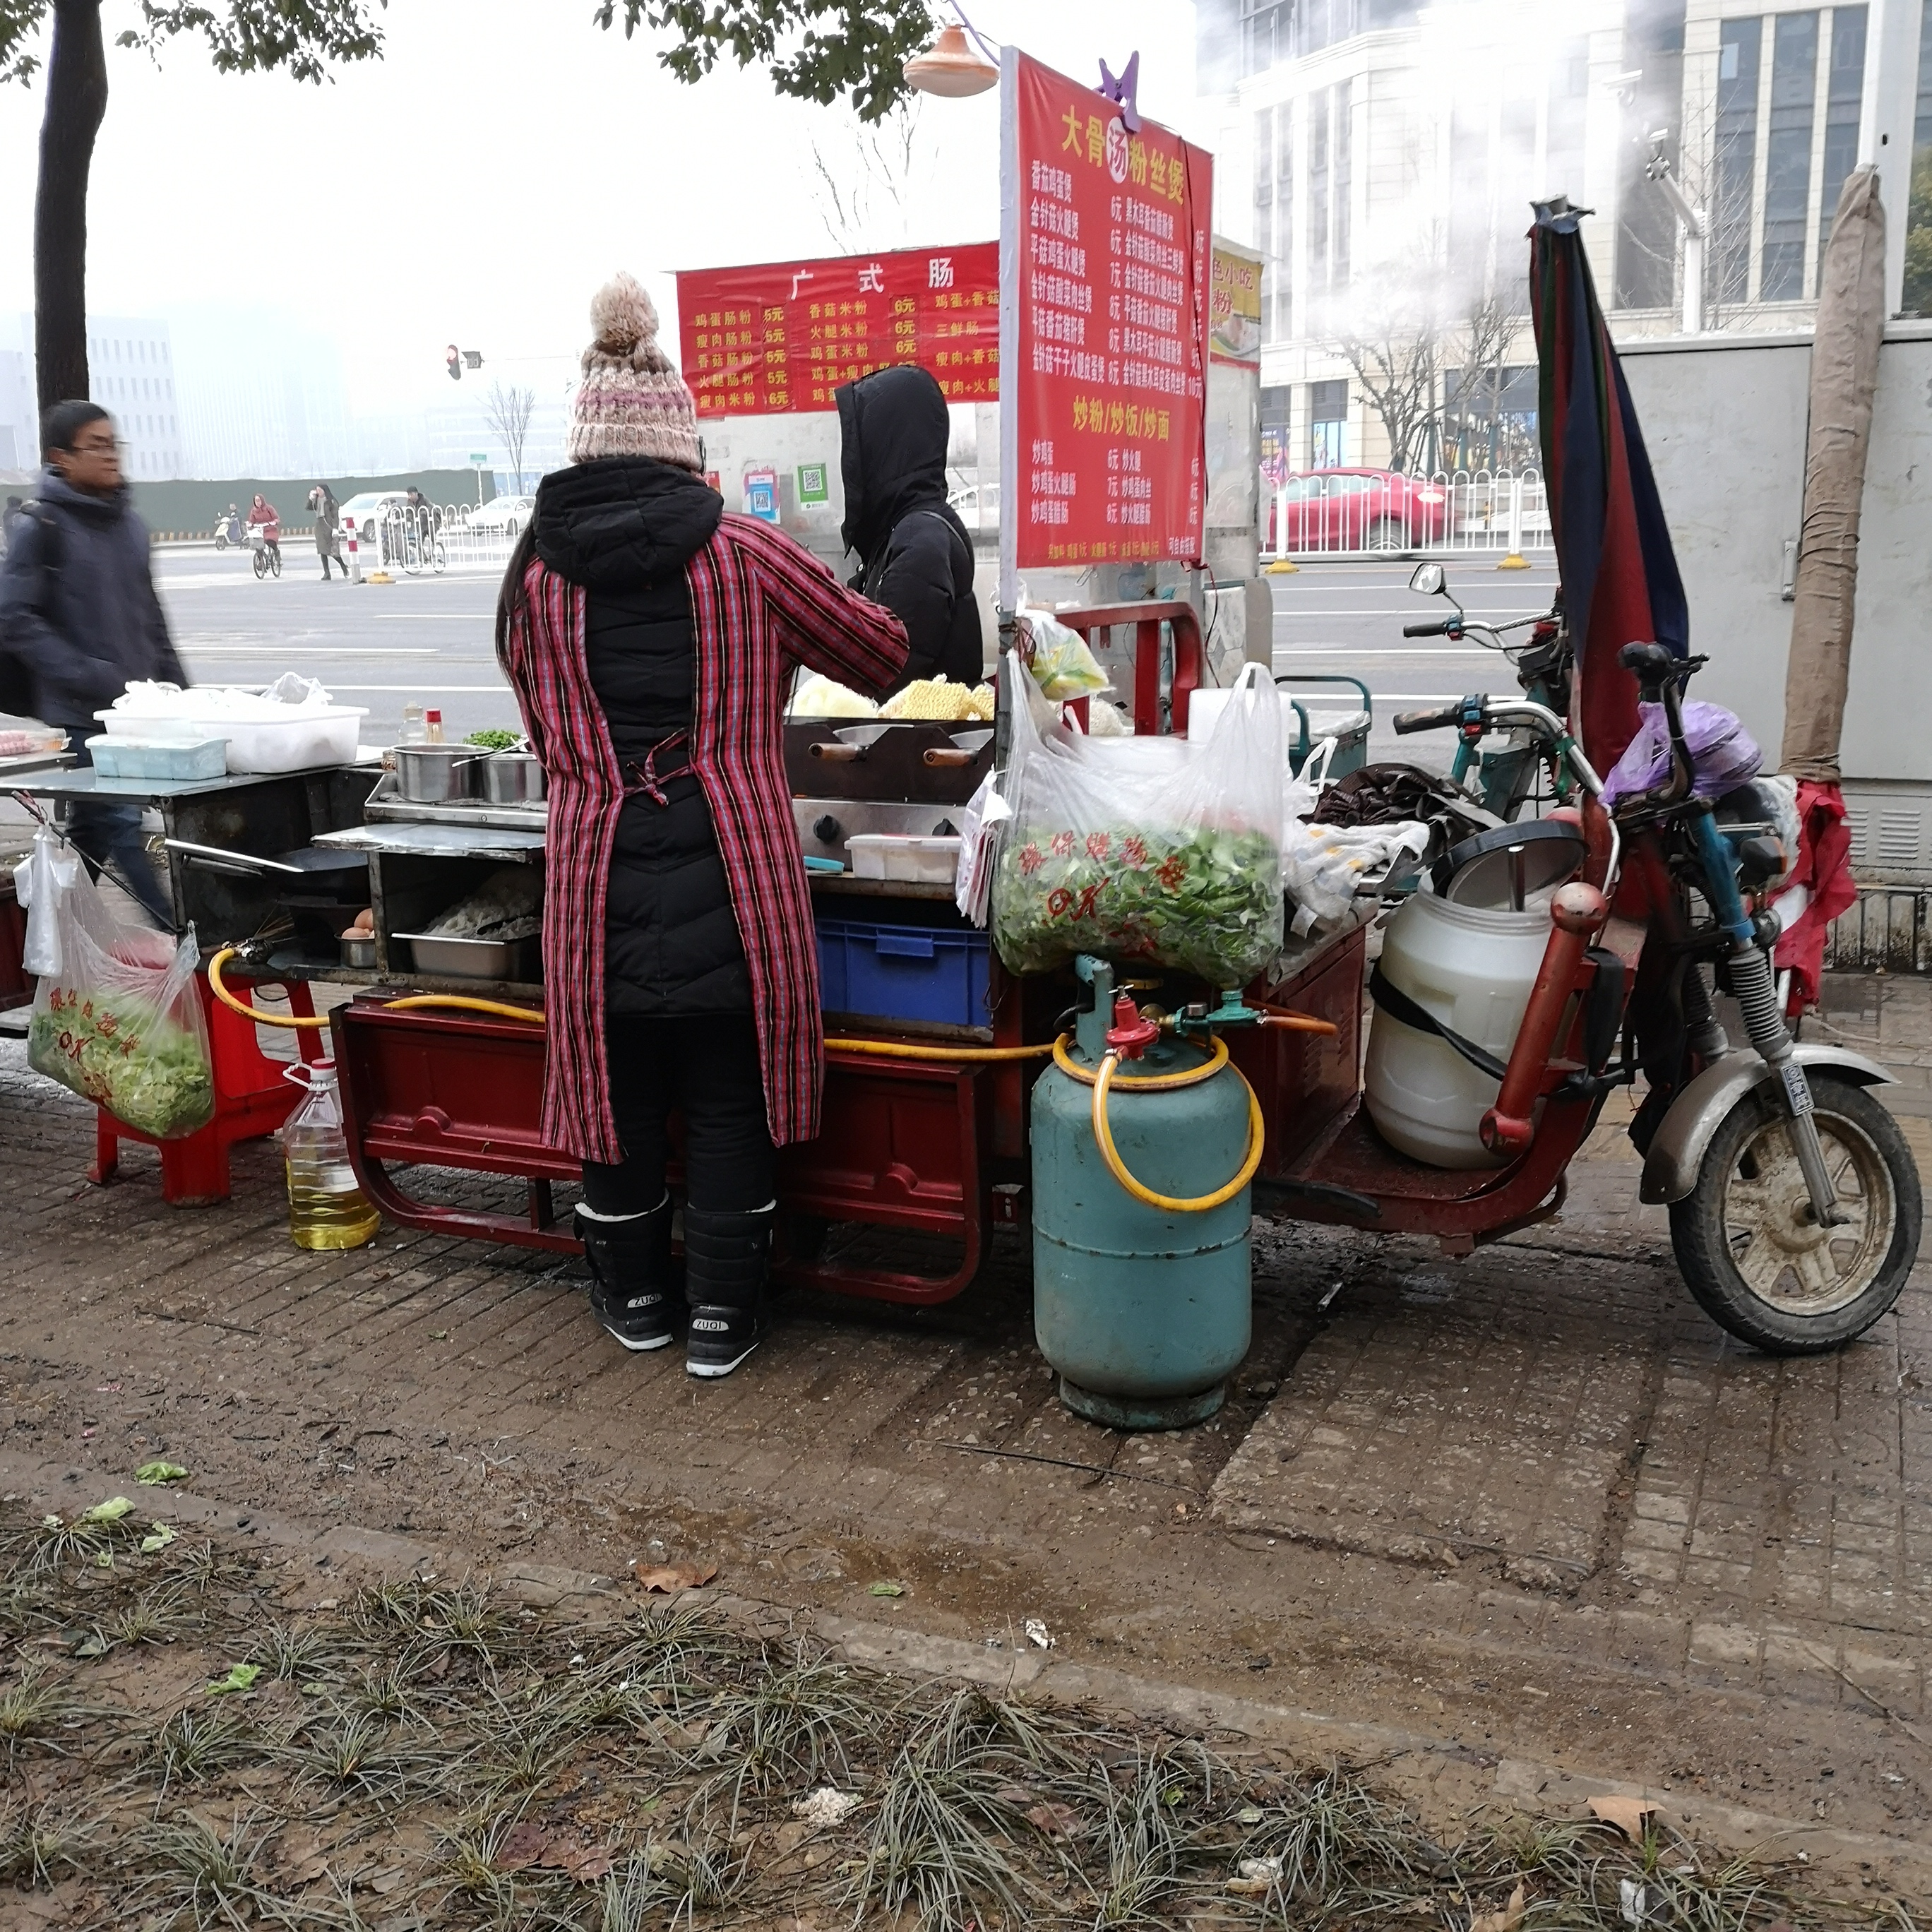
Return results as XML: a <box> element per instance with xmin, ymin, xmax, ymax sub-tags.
<box><xmin>29</xmin><ymin>988</ymin><xmax>215</xmax><ymax>1140</ymax></box>
<box><xmin>992</xmin><ymin>824</ymin><xmax>1282</xmax><ymax>986</ymax></box>
<box><xmin>136</xmin><ymin>1460</ymin><xmax>191</xmax><ymax>1486</ymax></box>
<box><xmin>464</xmin><ymin>727</ymin><xmax>521</xmax><ymax>750</ymax></box>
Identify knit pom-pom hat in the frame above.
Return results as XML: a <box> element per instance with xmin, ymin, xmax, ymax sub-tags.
<box><xmin>567</xmin><ymin>270</ymin><xmax>703</xmax><ymax>470</ymax></box>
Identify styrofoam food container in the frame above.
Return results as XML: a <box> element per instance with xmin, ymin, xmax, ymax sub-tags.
<box><xmin>85</xmin><ymin>735</ymin><xmax>228</xmax><ymax>781</ymax></box>
<box><xmin>845</xmin><ymin>833</ymin><xmax>962</xmax><ymax>883</ymax></box>
<box><xmin>94</xmin><ymin>705</ymin><xmax>367</xmax><ymax>774</ymax></box>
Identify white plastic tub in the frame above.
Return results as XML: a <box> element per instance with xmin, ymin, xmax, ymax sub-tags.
<box><xmin>85</xmin><ymin>736</ymin><xmax>228</xmax><ymax>781</ymax></box>
<box><xmin>846</xmin><ymin>834</ymin><xmax>962</xmax><ymax>883</ymax></box>
<box><xmin>94</xmin><ymin>704</ymin><xmax>366</xmax><ymax>774</ymax></box>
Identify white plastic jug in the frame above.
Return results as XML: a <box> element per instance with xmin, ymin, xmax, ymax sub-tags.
<box><xmin>1363</xmin><ymin>888</ymin><xmax>1551</xmax><ymax>1169</ymax></box>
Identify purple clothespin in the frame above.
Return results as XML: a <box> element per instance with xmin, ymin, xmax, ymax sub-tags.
<box><xmin>1099</xmin><ymin>51</ymin><xmax>1140</xmax><ymax>133</ymax></box>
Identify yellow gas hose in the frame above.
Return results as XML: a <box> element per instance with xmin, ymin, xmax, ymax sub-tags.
<box><xmin>1091</xmin><ymin>1050</ymin><xmax>1265</xmax><ymax>1214</ymax></box>
<box><xmin>206</xmin><ymin>947</ymin><xmax>546</xmax><ymax>1030</ymax></box>
<box><xmin>825</xmin><ymin>1037</ymin><xmax>1051</xmax><ymax>1061</ymax></box>
<box><xmin>211</xmin><ymin>946</ymin><xmax>1260</xmax><ymax>1210</ymax></box>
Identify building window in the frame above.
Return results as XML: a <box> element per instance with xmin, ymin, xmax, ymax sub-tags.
<box><xmin>1712</xmin><ymin>16</ymin><xmax>1763</xmax><ymax>308</ymax></box>
<box><xmin>1818</xmin><ymin>8</ymin><xmax>1867</xmax><ymax>290</ymax></box>
<box><xmin>1332</xmin><ymin>80</ymin><xmax>1352</xmax><ymax>289</ymax></box>
<box><xmin>1308</xmin><ymin>88</ymin><xmax>1331</xmax><ymax>297</ymax></box>
<box><xmin>1275</xmin><ymin>100</ymin><xmax>1294</xmax><ymax>338</ymax></box>
<box><xmin>1761</xmin><ymin>11</ymin><xmax>1819</xmax><ymax>302</ymax></box>
<box><xmin>1255</xmin><ymin>106</ymin><xmax>1278</xmax><ymax>342</ymax></box>
<box><xmin>1906</xmin><ymin>0</ymin><xmax>1932</xmax><ymax>312</ymax></box>
<box><xmin>1260</xmin><ymin>384</ymin><xmax>1291</xmax><ymax>484</ymax></box>
<box><xmin>1309</xmin><ymin>377</ymin><xmax>1348</xmax><ymax>467</ymax></box>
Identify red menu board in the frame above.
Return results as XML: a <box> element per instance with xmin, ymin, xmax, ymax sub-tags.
<box><xmin>675</xmin><ymin>243</ymin><xmax>999</xmax><ymax>419</ymax></box>
<box><xmin>1001</xmin><ymin>52</ymin><xmax>1213</xmax><ymax>573</ymax></box>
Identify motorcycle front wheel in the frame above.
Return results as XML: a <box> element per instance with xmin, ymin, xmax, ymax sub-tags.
<box><xmin>1671</xmin><ymin>1073</ymin><xmax>1920</xmax><ymax>1353</ymax></box>
<box><xmin>213</xmin><ymin>533</ymin><xmax>227</xmax><ymax>551</ymax></box>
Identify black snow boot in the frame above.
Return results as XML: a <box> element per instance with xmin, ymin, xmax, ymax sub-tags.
<box><xmin>683</xmin><ymin>1204</ymin><xmax>773</xmax><ymax>1379</ymax></box>
<box><xmin>578</xmin><ymin>1197</ymin><xmax>682</xmax><ymax>1352</ymax></box>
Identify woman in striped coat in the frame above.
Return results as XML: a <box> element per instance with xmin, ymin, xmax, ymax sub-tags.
<box><xmin>496</xmin><ymin>274</ymin><xmax>907</xmax><ymax>1378</ymax></box>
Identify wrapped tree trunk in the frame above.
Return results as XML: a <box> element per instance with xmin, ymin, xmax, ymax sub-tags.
<box><xmin>1781</xmin><ymin>167</ymin><xmax>1886</xmax><ymax>780</ymax></box>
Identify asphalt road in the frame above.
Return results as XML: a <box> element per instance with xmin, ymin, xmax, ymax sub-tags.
<box><xmin>1265</xmin><ymin>556</ymin><xmax>1562</xmax><ymax>770</ymax></box>
<box><xmin>149</xmin><ymin>545</ymin><xmax>1561</xmax><ymax>764</ymax></box>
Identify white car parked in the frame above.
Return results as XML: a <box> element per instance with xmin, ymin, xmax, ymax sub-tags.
<box><xmin>338</xmin><ymin>490</ymin><xmax>413</xmax><ymax>546</ymax></box>
<box><xmin>468</xmin><ymin>494</ymin><xmax>535</xmax><ymax>537</ymax></box>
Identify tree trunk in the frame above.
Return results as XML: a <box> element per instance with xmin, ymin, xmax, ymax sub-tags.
<box><xmin>35</xmin><ymin>0</ymin><xmax>109</xmax><ymax>417</ymax></box>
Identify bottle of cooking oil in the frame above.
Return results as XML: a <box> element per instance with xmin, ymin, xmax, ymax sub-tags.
<box><xmin>282</xmin><ymin>1061</ymin><xmax>381</xmax><ymax>1250</ymax></box>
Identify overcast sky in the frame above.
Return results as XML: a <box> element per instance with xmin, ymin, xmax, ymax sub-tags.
<box><xmin>0</xmin><ymin>2</ymin><xmax>1202</xmax><ymax>416</ymax></box>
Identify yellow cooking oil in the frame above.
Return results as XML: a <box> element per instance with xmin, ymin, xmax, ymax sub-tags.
<box><xmin>282</xmin><ymin>1061</ymin><xmax>381</xmax><ymax>1250</ymax></box>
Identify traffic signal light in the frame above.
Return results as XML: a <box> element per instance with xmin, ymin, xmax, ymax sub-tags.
<box><xmin>446</xmin><ymin>344</ymin><xmax>462</xmax><ymax>382</ymax></box>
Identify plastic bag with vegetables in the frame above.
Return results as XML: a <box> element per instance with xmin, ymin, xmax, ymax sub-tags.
<box><xmin>1019</xmin><ymin>609</ymin><xmax>1108</xmax><ymax>701</ymax></box>
<box><xmin>992</xmin><ymin>663</ymin><xmax>1284</xmax><ymax>986</ymax></box>
<box><xmin>27</xmin><ymin>866</ymin><xmax>215</xmax><ymax>1140</ymax></box>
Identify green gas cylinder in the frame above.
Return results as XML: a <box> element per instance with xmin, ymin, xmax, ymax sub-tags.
<box><xmin>1030</xmin><ymin>958</ymin><xmax>1255</xmax><ymax>1430</ymax></box>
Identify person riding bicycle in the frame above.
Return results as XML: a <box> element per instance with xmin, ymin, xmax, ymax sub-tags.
<box><xmin>245</xmin><ymin>494</ymin><xmax>281</xmax><ymax>561</ymax></box>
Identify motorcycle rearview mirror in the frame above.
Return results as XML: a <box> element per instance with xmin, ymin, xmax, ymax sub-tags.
<box><xmin>1408</xmin><ymin>561</ymin><xmax>1445</xmax><ymax>597</ymax></box>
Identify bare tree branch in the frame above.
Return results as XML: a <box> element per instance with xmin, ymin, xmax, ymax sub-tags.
<box><xmin>484</xmin><ymin>381</ymin><xmax>536</xmax><ymax>494</ymax></box>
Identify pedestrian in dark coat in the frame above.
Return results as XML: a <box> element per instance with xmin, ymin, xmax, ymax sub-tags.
<box><xmin>835</xmin><ymin>364</ymin><xmax>982</xmax><ymax>693</ymax></box>
<box><xmin>496</xmin><ymin>271</ymin><xmax>907</xmax><ymax>1379</ymax></box>
<box><xmin>0</xmin><ymin>400</ymin><xmax>184</xmax><ymax>924</ymax></box>
<box><xmin>309</xmin><ymin>483</ymin><xmax>345</xmax><ymax>580</ymax></box>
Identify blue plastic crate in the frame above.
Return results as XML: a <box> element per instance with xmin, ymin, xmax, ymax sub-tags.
<box><xmin>816</xmin><ymin>916</ymin><xmax>990</xmax><ymax>1026</ymax></box>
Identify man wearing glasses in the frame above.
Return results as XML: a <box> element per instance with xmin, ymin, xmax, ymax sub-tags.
<box><xmin>0</xmin><ymin>400</ymin><xmax>184</xmax><ymax>924</ymax></box>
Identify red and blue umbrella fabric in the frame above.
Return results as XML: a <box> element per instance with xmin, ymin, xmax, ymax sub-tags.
<box><xmin>1530</xmin><ymin>199</ymin><xmax>1688</xmax><ymax>775</ymax></box>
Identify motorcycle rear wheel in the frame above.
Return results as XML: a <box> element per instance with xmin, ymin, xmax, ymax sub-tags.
<box><xmin>1670</xmin><ymin>1074</ymin><xmax>1919</xmax><ymax>1352</ymax></box>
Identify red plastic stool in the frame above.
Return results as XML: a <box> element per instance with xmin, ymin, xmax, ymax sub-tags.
<box><xmin>90</xmin><ymin>971</ymin><xmax>327</xmax><ymax>1207</ymax></box>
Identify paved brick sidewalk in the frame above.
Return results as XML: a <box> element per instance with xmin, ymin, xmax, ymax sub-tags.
<box><xmin>1</xmin><ymin>1025</ymin><xmax>1928</xmax><ymax>1854</ymax></box>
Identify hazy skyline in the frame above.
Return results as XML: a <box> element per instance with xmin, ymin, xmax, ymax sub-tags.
<box><xmin>0</xmin><ymin>3</ymin><xmax>1203</xmax><ymax>436</ymax></box>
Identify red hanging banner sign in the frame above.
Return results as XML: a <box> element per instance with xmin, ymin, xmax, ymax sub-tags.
<box><xmin>675</xmin><ymin>242</ymin><xmax>1000</xmax><ymax>419</ymax></box>
<box><xmin>1001</xmin><ymin>50</ymin><xmax>1213</xmax><ymax>578</ymax></box>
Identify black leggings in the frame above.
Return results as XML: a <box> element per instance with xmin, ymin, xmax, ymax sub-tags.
<box><xmin>581</xmin><ymin>1013</ymin><xmax>777</xmax><ymax>1216</ymax></box>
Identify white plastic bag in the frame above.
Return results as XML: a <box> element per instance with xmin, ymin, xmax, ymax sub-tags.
<box><xmin>1018</xmin><ymin>609</ymin><xmax>1108</xmax><ymax>701</ymax></box>
<box><xmin>1282</xmin><ymin>820</ymin><xmax>1430</xmax><ymax>934</ymax></box>
<box><xmin>27</xmin><ymin>867</ymin><xmax>215</xmax><ymax>1140</ymax></box>
<box><xmin>953</xmin><ymin>770</ymin><xmax>1012</xmax><ymax>926</ymax></box>
<box><xmin>991</xmin><ymin>658</ymin><xmax>1284</xmax><ymax>985</ymax></box>
<box><xmin>13</xmin><ymin>827</ymin><xmax>80</xmax><ymax>978</ymax></box>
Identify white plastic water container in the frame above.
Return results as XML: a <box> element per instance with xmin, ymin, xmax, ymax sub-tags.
<box><xmin>1363</xmin><ymin>888</ymin><xmax>1551</xmax><ymax>1169</ymax></box>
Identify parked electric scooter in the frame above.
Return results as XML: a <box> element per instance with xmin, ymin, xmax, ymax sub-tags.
<box><xmin>212</xmin><ymin>508</ymin><xmax>245</xmax><ymax>551</ymax></box>
<box><xmin>1372</xmin><ymin>568</ymin><xmax>1921</xmax><ymax>1352</ymax></box>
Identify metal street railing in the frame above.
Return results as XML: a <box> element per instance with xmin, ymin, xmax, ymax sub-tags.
<box><xmin>1263</xmin><ymin>467</ymin><xmax>1550</xmax><ymax>561</ymax></box>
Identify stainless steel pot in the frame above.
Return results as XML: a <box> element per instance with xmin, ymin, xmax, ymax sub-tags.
<box><xmin>482</xmin><ymin>751</ymin><xmax>547</xmax><ymax>804</ymax></box>
<box><xmin>395</xmin><ymin>744</ymin><xmax>485</xmax><ymax>803</ymax></box>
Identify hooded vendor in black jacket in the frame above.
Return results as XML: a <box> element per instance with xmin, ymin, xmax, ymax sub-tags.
<box><xmin>835</xmin><ymin>365</ymin><xmax>982</xmax><ymax>693</ymax></box>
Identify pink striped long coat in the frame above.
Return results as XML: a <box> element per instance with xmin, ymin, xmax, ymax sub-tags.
<box><xmin>500</xmin><ymin>513</ymin><xmax>908</xmax><ymax>1162</ymax></box>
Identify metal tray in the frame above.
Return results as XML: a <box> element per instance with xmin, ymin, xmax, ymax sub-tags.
<box><xmin>392</xmin><ymin>931</ymin><xmax>542</xmax><ymax>979</ymax></box>
<box><xmin>361</xmin><ymin>767</ymin><xmax>547</xmax><ymax>833</ymax></box>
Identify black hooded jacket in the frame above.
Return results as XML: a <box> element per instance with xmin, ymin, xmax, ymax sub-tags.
<box><xmin>837</xmin><ymin>366</ymin><xmax>981</xmax><ymax>693</ymax></box>
<box><xmin>529</xmin><ymin>456</ymin><xmax>751</xmax><ymax>1016</ymax></box>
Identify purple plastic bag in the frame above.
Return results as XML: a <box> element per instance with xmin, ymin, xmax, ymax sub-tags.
<box><xmin>1599</xmin><ymin>699</ymin><xmax>1762</xmax><ymax>810</ymax></box>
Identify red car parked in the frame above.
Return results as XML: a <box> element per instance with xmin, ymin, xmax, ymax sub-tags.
<box><xmin>1267</xmin><ymin>468</ymin><xmax>1450</xmax><ymax>553</ymax></box>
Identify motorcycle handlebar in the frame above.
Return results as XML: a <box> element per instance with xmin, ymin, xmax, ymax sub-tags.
<box><xmin>1392</xmin><ymin>703</ymin><xmax>1462</xmax><ymax>735</ymax></box>
<box><xmin>1402</xmin><ymin>619</ymin><xmax>1451</xmax><ymax>637</ymax></box>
